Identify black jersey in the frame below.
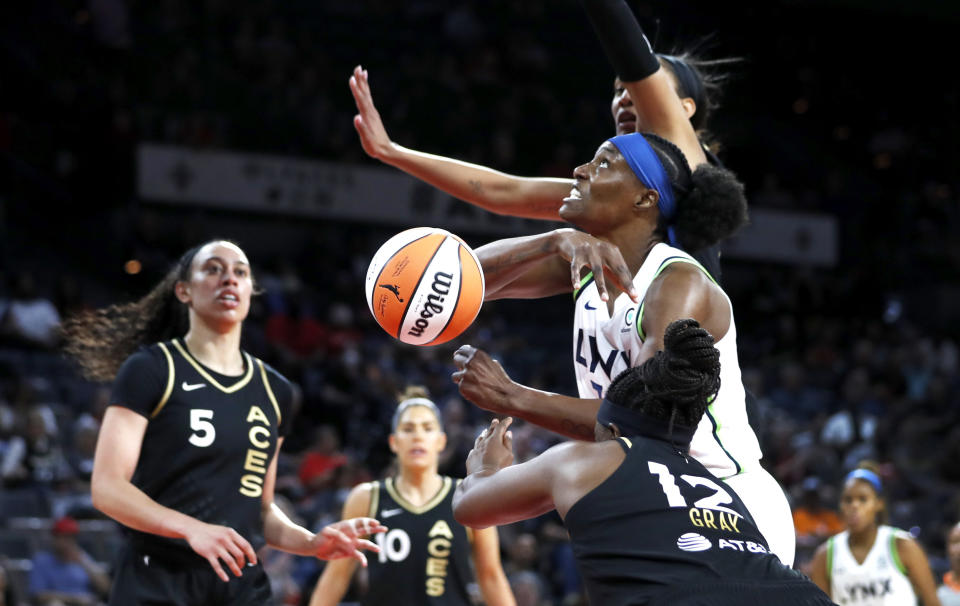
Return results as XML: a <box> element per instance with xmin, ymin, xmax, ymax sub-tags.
<box><xmin>565</xmin><ymin>436</ymin><xmax>816</xmax><ymax>606</ymax></box>
<box><xmin>110</xmin><ymin>338</ymin><xmax>294</xmax><ymax>563</ymax></box>
<box><xmin>361</xmin><ymin>477</ymin><xmax>473</xmax><ymax>606</ymax></box>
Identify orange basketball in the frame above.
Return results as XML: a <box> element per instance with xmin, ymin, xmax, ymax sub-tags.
<box><xmin>365</xmin><ymin>227</ymin><xmax>485</xmax><ymax>346</ymax></box>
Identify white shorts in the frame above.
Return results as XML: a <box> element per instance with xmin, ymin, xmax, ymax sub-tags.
<box><xmin>724</xmin><ymin>467</ymin><xmax>796</xmax><ymax>566</ymax></box>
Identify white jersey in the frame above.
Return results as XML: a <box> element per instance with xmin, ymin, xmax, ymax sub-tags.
<box><xmin>572</xmin><ymin>243</ymin><xmax>762</xmax><ymax>478</ymax></box>
<box><xmin>828</xmin><ymin>526</ymin><xmax>917</xmax><ymax>606</ymax></box>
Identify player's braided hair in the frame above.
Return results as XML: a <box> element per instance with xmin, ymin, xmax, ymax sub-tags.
<box><xmin>643</xmin><ymin>133</ymin><xmax>748</xmax><ymax>253</ymax></box>
<box><xmin>62</xmin><ymin>240</ymin><xmax>226</xmax><ymax>382</ymax></box>
<box><xmin>605</xmin><ymin>318</ymin><xmax>720</xmax><ymax>428</ymax></box>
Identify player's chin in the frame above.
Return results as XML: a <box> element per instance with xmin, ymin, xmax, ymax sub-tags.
<box><xmin>558</xmin><ymin>200</ymin><xmax>581</xmax><ymax>221</ymax></box>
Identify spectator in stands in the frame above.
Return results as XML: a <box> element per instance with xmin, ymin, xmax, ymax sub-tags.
<box><xmin>28</xmin><ymin>516</ymin><xmax>110</xmax><ymax>606</ymax></box>
<box><xmin>1</xmin><ymin>404</ymin><xmax>72</xmax><ymax>490</ymax></box>
<box><xmin>793</xmin><ymin>477</ymin><xmax>844</xmax><ymax>547</ymax></box>
<box><xmin>0</xmin><ymin>273</ymin><xmax>61</xmax><ymax>350</ymax></box>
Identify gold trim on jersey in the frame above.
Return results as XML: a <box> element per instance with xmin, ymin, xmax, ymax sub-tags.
<box><xmin>257</xmin><ymin>359</ymin><xmax>282</xmax><ymax>425</ymax></box>
<box><xmin>455</xmin><ymin>479</ymin><xmax>475</xmax><ymax>543</ymax></box>
<box><xmin>368</xmin><ymin>482</ymin><xmax>380</xmax><ymax>518</ymax></box>
<box><xmin>618</xmin><ymin>437</ymin><xmax>632</xmax><ymax>449</ymax></box>
<box><xmin>171</xmin><ymin>339</ymin><xmax>254</xmax><ymax>393</ymax></box>
<box><xmin>385</xmin><ymin>476</ymin><xmax>452</xmax><ymax>514</ymax></box>
<box><xmin>150</xmin><ymin>343</ymin><xmax>177</xmax><ymax>418</ymax></box>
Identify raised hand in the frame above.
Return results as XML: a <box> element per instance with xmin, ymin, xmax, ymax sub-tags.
<box><xmin>466</xmin><ymin>417</ymin><xmax>515</xmax><ymax>476</ymax></box>
<box><xmin>311</xmin><ymin>517</ymin><xmax>386</xmax><ymax>567</ymax></box>
<box><xmin>349</xmin><ymin>65</ymin><xmax>394</xmax><ymax>161</ymax></box>
<box><xmin>553</xmin><ymin>228</ymin><xmax>638</xmax><ymax>303</ymax></box>
<box><xmin>185</xmin><ymin>521</ymin><xmax>258</xmax><ymax>582</ymax></box>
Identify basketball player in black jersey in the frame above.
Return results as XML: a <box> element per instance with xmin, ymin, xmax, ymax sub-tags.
<box><xmin>309</xmin><ymin>387</ymin><xmax>515</xmax><ymax>606</ymax></box>
<box><xmin>64</xmin><ymin>240</ymin><xmax>384</xmax><ymax>606</ymax></box>
<box><xmin>453</xmin><ymin>319</ymin><xmax>835</xmax><ymax>606</ymax></box>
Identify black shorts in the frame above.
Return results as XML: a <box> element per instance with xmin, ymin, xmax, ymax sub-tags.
<box><xmin>108</xmin><ymin>544</ymin><xmax>272</xmax><ymax>606</ymax></box>
<box><xmin>647</xmin><ymin>579</ymin><xmax>837</xmax><ymax>606</ymax></box>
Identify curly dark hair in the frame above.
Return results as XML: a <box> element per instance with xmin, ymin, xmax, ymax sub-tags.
<box><xmin>605</xmin><ymin>318</ymin><xmax>720</xmax><ymax>428</ymax></box>
<box><xmin>62</xmin><ymin>240</ymin><xmax>230</xmax><ymax>382</ymax></box>
<box><xmin>641</xmin><ymin>133</ymin><xmax>748</xmax><ymax>252</ymax></box>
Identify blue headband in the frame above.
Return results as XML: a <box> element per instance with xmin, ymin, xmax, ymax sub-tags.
<box><xmin>597</xmin><ymin>398</ymin><xmax>695</xmax><ymax>449</ymax></box>
<box><xmin>607</xmin><ymin>134</ymin><xmax>678</xmax><ymax>246</ymax></box>
<box><xmin>845</xmin><ymin>468</ymin><xmax>882</xmax><ymax>493</ymax></box>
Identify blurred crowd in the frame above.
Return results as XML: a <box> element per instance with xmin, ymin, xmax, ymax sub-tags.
<box><xmin>2</xmin><ymin>0</ymin><xmax>960</xmax><ymax>605</ymax></box>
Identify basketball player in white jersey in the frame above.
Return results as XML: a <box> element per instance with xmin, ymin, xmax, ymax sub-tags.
<box><xmin>810</xmin><ymin>466</ymin><xmax>941</xmax><ymax>606</ymax></box>
<box><xmin>452</xmin><ymin>131</ymin><xmax>796</xmax><ymax>565</ymax></box>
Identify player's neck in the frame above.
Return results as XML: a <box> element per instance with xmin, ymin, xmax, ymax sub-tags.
<box><xmin>607</xmin><ymin>230</ymin><xmax>660</xmax><ymax>278</ymax></box>
<box><xmin>395</xmin><ymin>469</ymin><xmax>443</xmax><ymax>507</ymax></box>
<box><xmin>182</xmin><ymin>325</ymin><xmax>244</xmax><ymax>376</ymax></box>
<box><xmin>847</xmin><ymin>524</ymin><xmax>879</xmax><ymax>551</ymax></box>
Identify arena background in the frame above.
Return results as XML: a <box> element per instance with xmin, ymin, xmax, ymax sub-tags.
<box><xmin>1</xmin><ymin>1</ymin><xmax>958</xmax><ymax>604</ymax></box>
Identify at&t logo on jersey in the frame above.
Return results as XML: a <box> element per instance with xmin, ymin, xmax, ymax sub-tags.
<box><xmin>676</xmin><ymin>533</ymin><xmax>712</xmax><ymax>552</ymax></box>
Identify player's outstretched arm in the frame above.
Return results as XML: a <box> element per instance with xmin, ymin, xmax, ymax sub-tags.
<box><xmin>262</xmin><ymin>440</ymin><xmax>385</xmax><ymax>565</ymax></box>
<box><xmin>477</xmin><ymin>228</ymin><xmax>637</xmax><ymax>303</ymax></box>
<box><xmin>350</xmin><ymin>65</ymin><xmax>571</xmax><ymax>221</ymax></box>
<box><xmin>452</xmin><ymin>346</ymin><xmax>600</xmax><ymax>441</ymax></box>
<box><xmin>308</xmin><ymin>483</ymin><xmax>377</xmax><ymax>606</ymax></box>
<box><xmin>91</xmin><ymin>406</ymin><xmax>259</xmax><ymax>583</ymax></box>
<box><xmin>581</xmin><ymin>0</ymin><xmax>707</xmax><ymax>167</ymax></box>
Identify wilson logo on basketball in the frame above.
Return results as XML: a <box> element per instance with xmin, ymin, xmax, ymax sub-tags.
<box><xmin>407</xmin><ymin>272</ymin><xmax>453</xmax><ymax>338</ymax></box>
<box><xmin>365</xmin><ymin>227</ymin><xmax>484</xmax><ymax>346</ymax></box>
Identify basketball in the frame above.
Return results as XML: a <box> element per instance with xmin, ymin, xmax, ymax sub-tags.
<box><xmin>365</xmin><ymin>227</ymin><xmax>485</xmax><ymax>346</ymax></box>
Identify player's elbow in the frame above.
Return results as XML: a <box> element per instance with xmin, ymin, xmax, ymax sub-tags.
<box><xmin>452</xmin><ymin>495</ymin><xmax>491</xmax><ymax>529</ymax></box>
<box><xmin>90</xmin><ymin>473</ymin><xmax>112</xmax><ymax>515</ymax></box>
<box><xmin>90</xmin><ymin>470</ymin><xmax>123</xmax><ymax>518</ymax></box>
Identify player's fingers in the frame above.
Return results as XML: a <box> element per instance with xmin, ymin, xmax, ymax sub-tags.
<box><xmin>355</xmin><ymin>538</ymin><xmax>380</xmax><ymax>552</ymax></box>
<box><xmin>323</xmin><ymin>525</ymin><xmax>352</xmax><ymax>547</ymax></box>
<box><xmin>610</xmin><ymin>261</ymin><xmax>638</xmax><ymax>302</ymax></box>
<box><xmin>222</xmin><ymin>537</ymin><xmax>247</xmax><ymax>571</ymax></box>
<box><xmin>231</xmin><ymin>529</ymin><xmax>257</xmax><ymax>566</ymax></box>
<box><xmin>218</xmin><ymin>547</ymin><xmax>242</xmax><ymax>578</ymax></box>
<box><xmin>590</xmin><ymin>252</ymin><xmax>609</xmax><ymax>302</ymax></box>
<box><xmin>569</xmin><ymin>256</ymin><xmax>582</xmax><ymax>291</ymax></box>
<box><xmin>208</xmin><ymin>556</ymin><xmax>230</xmax><ymax>582</ymax></box>
<box><xmin>496</xmin><ymin>416</ymin><xmax>514</xmax><ymax>441</ymax></box>
<box><xmin>504</xmin><ymin>429</ymin><xmax>514</xmax><ymax>452</ymax></box>
<box><xmin>353</xmin><ymin>549</ymin><xmax>369</xmax><ymax>567</ymax></box>
<box><xmin>453</xmin><ymin>345</ymin><xmax>476</xmax><ymax>368</ymax></box>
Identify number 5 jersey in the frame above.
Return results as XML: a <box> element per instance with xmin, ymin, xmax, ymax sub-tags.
<box><xmin>109</xmin><ymin>339</ymin><xmax>295</xmax><ymax>562</ymax></box>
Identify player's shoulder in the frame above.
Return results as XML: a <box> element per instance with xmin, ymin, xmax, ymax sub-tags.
<box><xmin>343</xmin><ymin>481</ymin><xmax>378</xmax><ymax>516</ymax></box>
<box><xmin>121</xmin><ymin>341</ymin><xmax>173</xmax><ymax>371</ymax></box>
<box><xmin>250</xmin><ymin>355</ymin><xmax>296</xmax><ymax>399</ymax></box>
<box><xmin>250</xmin><ymin>355</ymin><xmax>292</xmax><ymax>385</ymax></box>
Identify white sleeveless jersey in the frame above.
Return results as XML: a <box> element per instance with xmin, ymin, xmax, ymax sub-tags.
<box><xmin>828</xmin><ymin>526</ymin><xmax>917</xmax><ymax>606</ymax></box>
<box><xmin>572</xmin><ymin>243</ymin><xmax>762</xmax><ymax>478</ymax></box>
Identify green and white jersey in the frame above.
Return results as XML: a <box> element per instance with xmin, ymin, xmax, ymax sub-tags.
<box><xmin>571</xmin><ymin>242</ymin><xmax>761</xmax><ymax>479</ymax></box>
<box><xmin>828</xmin><ymin>526</ymin><xmax>917</xmax><ymax>606</ymax></box>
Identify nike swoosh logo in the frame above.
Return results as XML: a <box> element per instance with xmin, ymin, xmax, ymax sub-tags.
<box><xmin>380</xmin><ymin>508</ymin><xmax>403</xmax><ymax>518</ymax></box>
<box><xmin>181</xmin><ymin>382</ymin><xmax>206</xmax><ymax>391</ymax></box>
<box><xmin>584</xmin><ymin>301</ymin><xmax>597</xmax><ymax>310</ymax></box>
